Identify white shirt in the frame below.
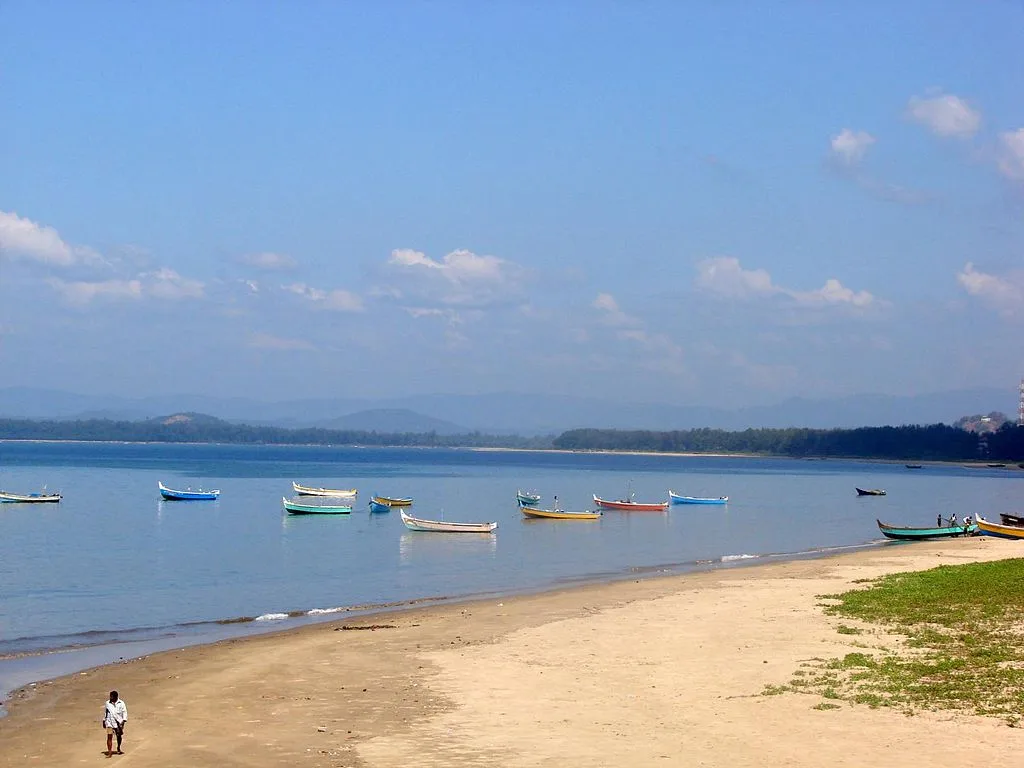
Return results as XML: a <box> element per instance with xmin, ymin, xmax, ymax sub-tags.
<box><xmin>103</xmin><ymin>699</ymin><xmax>128</xmax><ymax>728</ymax></box>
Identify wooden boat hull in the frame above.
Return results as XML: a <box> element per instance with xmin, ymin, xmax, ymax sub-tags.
<box><xmin>282</xmin><ymin>497</ymin><xmax>352</xmax><ymax>515</ymax></box>
<box><xmin>0</xmin><ymin>490</ymin><xmax>61</xmax><ymax>503</ymax></box>
<box><xmin>516</xmin><ymin>490</ymin><xmax>541</xmax><ymax>506</ymax></box>
<box><xmin>368</xmin><ymin>499</ymin><xmax>391</xmax><ymax>513</ymax></box>
<box><xmin>520</xmin><ymin>506</ymin><xmax>601</xmax><ymax>520</ymax></box>
<box><xmin>158</xmin><ymin>482</ymin><xmax>219</xmax><ymax>501</ymax></box>
<box><xmin>876</xmin><ymin>519</ymin><xmax>976</xmax><ymax>540</ymax></box>
<box><xmin>905</xmin><ymin>464</ymin><xmax>923</xmax><ymax>469</ymax></box>
<box><xmin>976</xmin><ymin>515</ymin><xmax>1024</xmax><ymax>540</ymax></box>
<box><xmin>292</xmin><ymin>482</ymin><xmax>357</xmax><ymax>498</ymax></box>
<box><xmin>375</xmin><ymin>495</ymin><xmax>413</xmax><ymax>507</ymax></box>
<box><xmin>669</xmin><ymin>491</ymin><xmax>728</xmax><ymax>504</ymax></box>
<box><xmin>855</xmin><ymin>488</ymin><xmax>886</xmax><ymax>496</ymax></box>
<box><xmin>400</xmin><ymin>509</ymin><xmax>496</xmax><ymax>533</ymax></box>
<box><xmin>999</xmin><ymin>512</ymin><xmax>1024</xmax><ymax>527</ymax></box>
<box><xmin>593</xmin><ymin>494</ymin><xmax>668</xmax><ymax>512</ymax></box>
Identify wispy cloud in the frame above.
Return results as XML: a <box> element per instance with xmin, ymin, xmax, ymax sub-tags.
<box><xmin>248</xmin><ymin>332</ymin><xmax>316</xmax><ymax>351</ymax></box>
<box><xmin>997</xmin><ymin>129</ymin><xmax>1024</xmax><ymax>182</ymax></box>
<box><xmin>47</xmin><ymin>268</ymin><xmax>205</xmax><ymax>306</ymax></box>
<box><xmin>145</xmin><ymin>268</ymin><xmax>205</xmax><ymax>300</ymax></box>
<box><xmin>957</xmin><ymin>262</ymin><xmax>1024</xmax><ymax>316</ymax></box>
<box><xmin>592</xmin><ymin>292</ymin><xmax>641</xmax><ymax>326</ymax></box>
<box><xmin>283</xmin><ymin>282</ymin><xmax>364</xmax><ymax>312</ymax></box>
<box><xmin>829</xmin><ymin>129</ymin><xmax>875</xmax><ymax>166</ymax></box>
<box><xmin>906</xmin><ymin>91</ymin><xmax>981</xmax><ymax>138</ymax></box>
<box><xmin>385</xmin><ymin>248</ymin><xmax>526</xmax><ymax>307</ymax></box>
<box><xmin>696</xmin><ymin>257</ymin><xmax>877</xmax><ymax>308</ymax></box>
<box><xmin>239</xmin><ymin>252</ymin><xmax>298</xmax><ymax>271</ymax></box>
<box><xmin>0</xmin><ymin>210</ymin><xmax>103</xmax><ymax>267</ymax></box>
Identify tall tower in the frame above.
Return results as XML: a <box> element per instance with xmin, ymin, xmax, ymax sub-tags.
<box><xmin>1019</xmin><ymin>378</ymin><xmax>1024</xmax><ymax>426</ymax></box>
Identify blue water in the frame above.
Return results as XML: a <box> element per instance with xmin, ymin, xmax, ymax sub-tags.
<box><xmin>1</xmin><ymin>442</ymin><xmax>1021</xmax><ymax>690</ymax></box>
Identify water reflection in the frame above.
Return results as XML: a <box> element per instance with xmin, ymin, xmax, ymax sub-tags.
<box><xmin>398</xmin><ymin>530</ymin><xmax>497</xmax><ymax>564</ymax></box>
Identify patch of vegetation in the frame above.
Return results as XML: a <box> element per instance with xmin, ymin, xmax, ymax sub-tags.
<box><xmin>773</xmin><ymin>559</ymin><xmax>1024</xmax><ymax>723</ymax></box>
<box><xmin>836</xmin><ymin>624</ymin><xmax>863</xmax><ymax>635</ymax></box>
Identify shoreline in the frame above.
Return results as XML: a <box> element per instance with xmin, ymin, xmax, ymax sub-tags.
<box><xmin>3</xmin><ymin>538</ymin><xmax>1022</xmax><ymax>766</ymax></box>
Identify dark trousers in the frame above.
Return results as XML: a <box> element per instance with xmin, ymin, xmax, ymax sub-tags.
<box><xmin>114</xmin><ymin>726</ymin><xmax>123</xmax><ymax>750</ymax></box>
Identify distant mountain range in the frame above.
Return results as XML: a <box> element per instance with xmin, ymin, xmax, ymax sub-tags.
<box><xmin>0</xmin><ymin>386</ymin><xmax>1016</xmax><ymax>436</ymax></box>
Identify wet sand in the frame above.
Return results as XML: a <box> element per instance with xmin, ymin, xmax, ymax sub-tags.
<box><xmin>2</xmin><ymin>537</ymin><xmax>1022</xmax><ymax>767</ymax></box>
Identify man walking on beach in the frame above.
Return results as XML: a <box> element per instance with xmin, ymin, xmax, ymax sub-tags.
<box><xmin>102</xmin><ymin>690</ymin><xmax>128</xmax><ymax>756</ymax></box>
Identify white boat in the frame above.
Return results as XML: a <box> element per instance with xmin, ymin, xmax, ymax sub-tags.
<box><xmin>400</xmin><ymin>509</ymin><xmax>497</xmax><ymax>533</ymax></box>
<box><xmin>0</xmin><ymin>489</ymin><xmax>62</xmax><ymax>503</ymax></box>
<box><xmin>292</xmin><ymin>481</ymin><xmax>357</xmax><ymax>498</ymax></box>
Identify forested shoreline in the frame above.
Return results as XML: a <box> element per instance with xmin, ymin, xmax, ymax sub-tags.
<box><xmin>2</xmin><ymin>417</ymin><xmax>1024</xmax><ymax>461</ymax></box>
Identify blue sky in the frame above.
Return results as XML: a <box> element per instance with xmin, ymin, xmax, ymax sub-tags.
<box><xmin>1</xmin><ymin>2</ymin><xmax>1022</xmax><ymax>407</ymax></box>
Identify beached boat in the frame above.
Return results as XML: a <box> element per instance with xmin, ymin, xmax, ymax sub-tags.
<box><xmin>876</xmin><ymin>518</ymin><xmax>976</xmax><ymax>540</ymax></box>
<box><xmin>282</xmin><ymin>497</ymin><xmax>352</xmax><ymax>515</ymax></box>
<box><xmin>592</xmin><ymin>494</ymin><xmax>668</xmax><ymax>512</ymax></box>
<box><xmin>516</xmin><ymin>490</ymin><xmax>541</xmax><ymax>506</ymax></box>
<box><xmin>520</xmin><ymin>505</ymin><xmax>601</xmax><ymax>520</ymax></box>
<box><xmin>0</xmin><ymin>489</ymin><xmax>62</xmax><ymax>503</ymax></box>
<box><xmin>855</xmin><ymin>488</ymin><xmax>887</xmax><ymax>496</ymax></box>
<box><xmin>368</xmin><ymin>498</ymin><xmax>392</xmax><ymax>513</ymax></box>
<box><xmin>999</xmin><ymin>512</ymin><xmax>1024</xmax><ymax>527</ymax></box>
<box><xmin>400</xmin><ymin>509</ymin><xmax>497</xmax><ymax>533</ymax></box>
<box><xmin>669</xmin><ymin>491</ymin><xmax>728</xmax><ymax>504</ymax></box>
<box><xmin>373</xmin><ymin>495</ymin><xmax>413</xmax><ymax>507</ymax></box>
<box><xmin>292</xmin><ymin>481</ymin><xmax>357</xmax><ymax>499</ymax></box>
<box><xmin>158</xmin><ymin>481</ymin><xmax>220</xmax><ymax>501</ymax></box>
<box><xmin>976</xmin><ymin>515</ymin><xmax>1024</xmax><ymax>540</ymax></box>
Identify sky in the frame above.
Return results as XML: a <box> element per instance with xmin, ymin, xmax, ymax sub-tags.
<box><xmin>1</xmin><ymin>1</ymin><xmax>1023</xmax><ymax>408</ymax></box>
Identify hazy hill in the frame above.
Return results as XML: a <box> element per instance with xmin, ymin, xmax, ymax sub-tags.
<box><xmin>0</xmin><ymin>386</ymin><xmax>1016</xmax><ymax>435</ymax></box>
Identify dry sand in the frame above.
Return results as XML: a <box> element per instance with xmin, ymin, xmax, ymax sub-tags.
<box><xmin>3</xmin><ymin>537</ymin><xmax>1023</xmax><ymax>767</ymax></box>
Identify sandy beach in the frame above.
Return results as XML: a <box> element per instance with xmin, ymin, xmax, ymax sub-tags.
<box><xmin>3</xmin><ymin>538</ymin><xmax>1023</xmax><ymax>767</ymax></box>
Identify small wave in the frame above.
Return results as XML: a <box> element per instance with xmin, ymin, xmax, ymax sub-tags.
<box><xmin>307</xmin><ymin>607</ymin><xmax>349</xmax><ymax>616</ymax></box>
<box><xmin>253</xmin><ymin>613</ymin><xmax>289</xmax><ymax>622</ymax></box>
<box><xmin>721</xmin><ymin>553</ymin><xmax>760</xmax><ymax>562</ymax></box>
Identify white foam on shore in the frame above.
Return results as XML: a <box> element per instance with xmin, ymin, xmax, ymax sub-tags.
<box><xmin>306</xmin><ymin>607</ymin><xmax>348</xmax><ymax>616</ymax></box>
<box><xmin>253</xmin><ymin>613</ymin><xmax>289</xmax><ymax>622</ymax></box>
<box><xmin>720</xmin><ymin>553</ymin><xmax>759</xmax><ymax>562</ymax></box>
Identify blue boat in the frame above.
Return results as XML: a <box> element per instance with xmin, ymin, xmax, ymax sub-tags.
<box><xmin>282</xmin><ymin>497</ymin><xmax>352</xmax><ymax>515</ymax></box>
<box><xmin>158</xmin><ymin>481</ymin><xmax>220</xmax><ymax>501</ymax></box>
<box><xmin>876</xmin><ymin>518</ymin><xmax>976</xmax><ymax>540</ymax></box>
<box><xmin>368</xmin><ymin>497</ymin><xmax>391</xmax><ymax>513</ymax></box>
<box><xmin>669</xmin><ymin>490</ymin><xmax>728</xmax><ymax>505</ymax></box>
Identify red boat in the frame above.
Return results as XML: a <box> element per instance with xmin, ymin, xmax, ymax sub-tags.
<box><xmin>592</xmin><ymin>494</ymin><xmax>668</xmax><ymax>512</ymax></box>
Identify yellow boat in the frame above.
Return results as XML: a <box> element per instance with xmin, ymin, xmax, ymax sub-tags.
<box><xmin>520</xmin><ymin>505</ymin><xmax>601</xmax><ymax>520</ymax></box>
<box><xmin>372</xmin><ymin>495</ymin><xmax>413</xmax><ymax>507</ymax></box>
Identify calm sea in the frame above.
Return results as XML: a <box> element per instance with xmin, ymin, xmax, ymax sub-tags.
<box><xmin>1</xmin><ymin>441</ymin><xmax>1021</xmax><ymax>697</ymax></box>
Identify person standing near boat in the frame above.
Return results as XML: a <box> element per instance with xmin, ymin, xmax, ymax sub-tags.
<box><xmin>102</xmin><ymin>690</ymin><xmax>128</xmax><ymax>756</ymax></box>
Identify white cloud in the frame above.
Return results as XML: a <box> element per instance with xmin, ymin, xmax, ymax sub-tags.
<box><xmin>283</xmin><ymin>282</ymin><xmax>364</xmax><ymax>312</ymax></box>
<box><xmin>997</xmin><ymin>129</ymin><xmax>1024</xmax><ymax>181</ymax></box>
<box><xmin>248</xmin><ymin>332</ymin><xmax>315</xmax><ymax>351</ymax></box>
<box><xmin>240</xmin><ymin>252</ymin><xmax>298</xmax><ymax>271</ymax></box>
<box><xmin>145</xmin><ymin>268</ymin><xmax>205</xmax><ymax>300</ymax></box>
<box><xmin>957</xmin><ymin>262</ymin><xmax>1024</xmax><ymax>316</ymax></box>
<box><xmin>386</xmin><ymin>247</ymin><xmax>525</xmax><ymax>307</ymax></box>
<box><xmin>829</xmin><ymin>129</ymin><xmax>875</xmax><ymax>166</ymax></box>
<box><xmin>906</xmin><ymin>92</ymin><xmax>980</xmax><ymax>138</ymax></box>
<box><xmin>592</xmin><ymin>292</ymin><xmax>641</xmax><ymax>326</ymax></box>
<box><xmin>47</xmin><ymin>278</ymin><xmax>143</xmax><ymax>305</ymax></box>
<box><xmin>696</xmin><ymin>257</ymin><xmax>876</xmax><ymax>308</ymax></box>
<box><xmin>0</xmin><ymin>210</ymin><xmax>76</xmax><ymax>265</ymax></box>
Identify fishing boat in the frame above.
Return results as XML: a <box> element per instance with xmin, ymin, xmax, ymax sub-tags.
<box><xmin>876</xmin><ymin>518</ymin><xmax>976</xmax><ymax>540</ymax></box>
<box><xmin>905</xmin><ymin>464</ymin><xmax>923</xmax><ymax>470</ymax></box>
<box><xmin>669</xmin><ymin>491</ymin><xmax>728</xmax><ymax>504</ymax></box>
<box><xmin>400</xmin><ymin>509</ymin><xmax>496</xmax><ymax>533</ymax></box>
<box><xmin>592</xmin><ymin>494</ymin><xmax>668</xmax><ymax>512</ymax></box>
<box><xmin>373</xmin><ymin>494</ymin><xmax>413</xmax><ymax>507</ymax></box>
<box><xmin>0</xmin><ymin>489</ymin><xmax>62</xmax><ymax>503</ymax></box>
<box><xmin>292</xmin><ymin>481</ymin><xmax>357</xmax><ymax>499</ymax></box>
<box><xmin>368</xmin><ymin>498</ymin><xmax>391</xmax><ymax>513</ymax></box>
<box><xmin>987</xmin><ymin>463</ymin><xmax>1008</xmax><ymax>469</ymax></box>
<box><xmin>520</xmin><ymin>505</ymin><xmax>601</xmax><ymax>520</ymax></box>
<box><xmin>976</xmin><ymin>515</ymin><xmax>1024</xmax><ymax>540</ymax></box>
<box><xmin>999</xmin><ymin>512</ymin><xmax>1024</xmax><ymax>527</ymax></box>
<box><xmin>516</xmin><ymin>490</ymin><xmax>541</xmax><ymax>506</ymax></box>
<box><xmin>158</xmin><ymin>481</ymin><xmax>220</xmax><ymax>501</ymax></box>
<box><xmin>855</xmin><ymin>488</ymin><xmax>886</xmax><ymax>497</ymax></box>
<box><xmin>282</xmin><ymin>497</ymin><xmax>352</xmax><ymax>515</ymax></box>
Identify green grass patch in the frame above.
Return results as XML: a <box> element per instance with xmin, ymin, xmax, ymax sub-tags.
<box><xmin>770</xmin><ymin>558</ymin><xmax>1024</xmax><ymax>723</ymax></box>
<box><xmin>836</xmin><ymin>624</ymin><xmax>863</xmax><ymax>635</ymax></box>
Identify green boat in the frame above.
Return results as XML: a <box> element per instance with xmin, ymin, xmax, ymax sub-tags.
<box><xmin>876</xmin><ymin>518</ymin><xmax>976</xmax><ymax>540</ymax></box>
<box><xmin>282</xmin><ymin>497</ymin><xmax>352</xmax><ymax>515</ymax></box>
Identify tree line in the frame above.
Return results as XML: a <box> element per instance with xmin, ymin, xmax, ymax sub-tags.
<box><xmin>4</xmin><ymin>416</ymin><xmax>1024</xmax><ymax>461</ymax></box>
